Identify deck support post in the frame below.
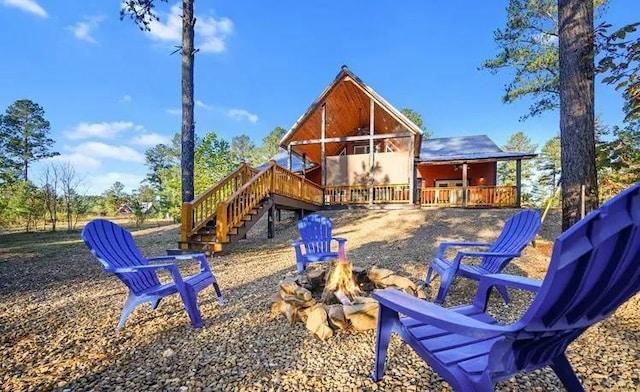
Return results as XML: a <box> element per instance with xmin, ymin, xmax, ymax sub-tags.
<box><xmin>409</xmin><ymin>137</ymin><xmax>415</xmax><ymax>204</ymax></box>
<box><xmin>369</xmin><ymin>98</ymin><xmax>375</xmax><ymax>205</ymax></box>
<box><xmin>516</xmin><ymin>159</ymin><xmax>522</xmax><ymax>208</ymax></box>
<box><xmin>462</xmin><ymin>163</ymin><xmax>468</xmax><ymax>207</ymax></box>
<box><xmin>277</xmin><ymin>208</ymin><xmax>281</xmax><ymax>222</ymax></box>
<box><xmin>267</xmin><ymin>205</ymin><xmax>275</xmax><ymax>239</ymax></box>
<box><xmin>287</xmin><ymin>145</ymin><xmax>292</xmax><ymax>171</ymax></box>
<box><xmin>321</xmin><ymin>103</ymin><xmax>326</xmax><ymax>205</ymax></box>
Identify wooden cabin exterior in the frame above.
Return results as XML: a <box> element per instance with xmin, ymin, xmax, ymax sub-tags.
<box><xmin>276</xmin><ymin>66</ymin><xmax>536</xmax><ymax>208</ymax></box>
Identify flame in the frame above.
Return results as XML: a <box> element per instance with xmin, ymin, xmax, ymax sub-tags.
<box><xmin>325</xmin><ymin>259</ymin><xmax>361</xmax><ymax>302</ymax></box>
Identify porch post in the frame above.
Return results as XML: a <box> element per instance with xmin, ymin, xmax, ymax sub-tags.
<box><xmin>408</xmin><ymin>136</ymin><xmax>415</xmax><ymax>204</ymax></box>
<box><xmin>369</xmin><ymin>98</ymin><xmax>375</xmax><ymax>205</ymax></box>
<box><xmin>515</xmin><ymin>159</ymin><xmax>522</xmax><ymax>207</ymax></box>
<box><xmin>321</xmin><ymin>103</ymin><xmax>327</xmax><ymax>204</ymax></box>
<box><xmin>462</xmin><ymin>162</ymin><xmax>468</xmax><ymax>207</ymax></box>
<box><xmin>287</xmin><ymin>144</ymin><xmax>292</xmax><ymax>171</ymax></box>
<box><xmin>302</xmin><ymin>153</ymin><xmax>306</xmax><ymax>178</ymax></box>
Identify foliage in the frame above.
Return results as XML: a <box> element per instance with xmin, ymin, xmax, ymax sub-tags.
<box><xmin>194</xmin><ymin>131</ymin><xmax>235</xmax><ymax>194</ymax></box>
<box><xmin>597</xmin><ymin>21</ymin><xmax>640</xmax><ymax>120</ymax></box>
<box><xmin>535</xmin><ymin>136</ymin><xmax>561</xmax><ymax>205</ymax></box>
<box><xmin>101</xmin><ymin>181</ymin><xmax>129</xmax><ymax>215</ymax></box>
<box><xmin>144</xmin><ymin>140</ymin><xmax>179</xmax><ymax>191</ymax></box>
<box><xmin>231</xmin><ymin>134</ymin><xmax>258</xmax><ymax>165</ymax></box>
<box><xmin>257</xmin><ymin>126</ymin><xmax>286</xmax><ymax>161</ymax></box>
<box><xmin>597</xmin><ymin>119</ymin><xmax>640</xmax><ymax>200</ymax></box>
<box><xmin>482</xmin><ymin>0</ymin><xmax>608</xmax><ymax>119</ymax></box>
<box><xmin>130</xmin><ymin>199</ymin><xmax>149</xmax><ymax>228</ymax></box>
<box><xmin>400</xmin><ymin>108</ymin><xmax>433</xmax><ymax>138</ymax></box>
<box><xmin>0</xmin><ymin>99</ymin><xmax>59</xmax><ymax>181</ymax></box>
<box><xmin>4</xmin><ymin>181</ymin><xmax>45</xmax><ymax>232</ymax></box>
<box><xmin>497</xmin><ymin>132</ymin><xmax>538</xmax><ymax>193</ymax></box>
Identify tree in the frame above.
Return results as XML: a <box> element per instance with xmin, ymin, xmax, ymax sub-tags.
<box><xmin>0</xmin><ymin>99</ymin><xmax>59</xmax><ymax>181</ymax></box>
<box><xmin>102</xmin><ymin>181</ymin><xmax>129</xmax><ymax>215</ymax></box>
<box><xmin>597</xmin><ymin>21</ymin><xmax>640</xmax><ymax>120</ymax></box>
<box><xmin>400</xmin><ymin>108</ymin><xmax>433</xmax><ymax>138</ymax></box>
<box><xmin>231</xmin><ymin>134</ymin><xmax>257</xmax><ymax>165</ymax></box>
<box><xmin>497</xmin><ymin>131</ymin><xmax>538</xmax><ymax>188</ymax></box>
<box><xmin>121</xmin><ymin>0</ymin><xmax>196</xmax><ymax>203</ymax></box>
<box><xmin>258</xmin><ymin>126</ymin><xmax>286</xmax><ymax>161</ymax></box>
<box><xmin>482</xmin><ymin>0</ymin><xmax>608</xmax><ymax>119</ymax></box>
<box><xmin>597</xmin><ymin>119</ymin><xmax>640</xmax><ymax>199</ymax></box>
<box><xmin>59</xmin><ymin>162</ymin><xmax>82</xmax><ymax>231</ymax></box>
<box><xmin>144</xmin><ymin>140</ymin><xmax>179</xmax><ymax>191</ymax></box>
<box><xmin>194</xmin><ymin>131</ymin><xmax>234</xmax><ymax>193</ymax></box>
<box><xmin>5</xmin><ymin>181</ymin><xmax>45</xmax><ymax>232</ymax></box>
<box><xmin>536</xmin><ymin>136</ymin><xmax>561</xmax><ymax>201</ymax></box>
<box><xmin>40</xmin><ymin>164</ymin><xmax>59</xmax><ymax>231</ymax></box>
<box><xmin>558</xmin><ymin>0</ymin><xmax>598</xmax><ymax>230</ymax></box>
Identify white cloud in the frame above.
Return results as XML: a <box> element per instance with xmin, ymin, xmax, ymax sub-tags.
<box><xmin>228</xmin><ymin>108</ymin><xmax>258</xmax><ymax>124</ymax></box>
<box><xmin>166</xmin><ymin>108</ymin><xmax>181</xmax><ymax>115</ymax></box>
<box><xmin>196</xmin><ymin>14</ymin><xmax>233</xmax><ymax>53</ymax></box>
<box><xmin>40</xmin><ymin>153</ymin><xmax>102</xmax><ymax>170</ymax></box>
<box><xmin>1</xmin><ymin>0</ymin><xmax>47</xmax><ymax>18</ymax></box>
<box><xmin>120</xmin><ymin>95</ymin><xmax>132</xmax><ymax>103</ymax></box>
<box><xmin>146</xmin><ymin>3</ymin><xmax>233</xmax><ymax>53</ymax></box>
<box><xmin>69</xmin><ymin>142</ymin><xmax>144</xmax><ymax>163</ymax></box>
<box><xmin>65</xmin><ymin>121</ymin><xmax>141</xmax><ymax>140</ymax></box>
<box><xmin>66</xmin><ymin>16</ymin><xmax>104</xmax><ymax>44</ymax></box>
<box><xmin>85</xmin><ymin>172</ymin><xmax>145</xmax><ymax>194</ymax></box>
<box><xmin>131</xmin><ymin>133</ymin><xmax>170</xmax><ymax>147</ymax></box>
<box><xmin>195</xmin><ymin>100</ymin><xmax>211</xmax><ymax>110</ymax></box>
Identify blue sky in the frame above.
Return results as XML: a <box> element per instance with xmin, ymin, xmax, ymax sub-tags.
<box><xmin>1</xmin><ymin>0</ymin><xmax>637</xmax><ymax>195</ymax></box>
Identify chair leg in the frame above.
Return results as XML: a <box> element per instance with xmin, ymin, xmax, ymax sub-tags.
<box><xmin>296</xmin><ymin>260</ymin><xmax>306</xmax><ymax>275</ymax></box>
<box><xmin>495</xmin><ymin>285</ymin><xmax>511</xmax><ymax>304</ymax></box>
<box><xmin>150</xmin><ymin>298</ymin><xmax>162</xmax><ymax>310</ymax></box>
<box><xmin>116</xmin><ymin>293</ymin><xmax>138</xmax><ymax>331</ymax></box>
<box><xmin>177</xmin><ymin>285</ymin><xmax>204</xmax><ymax>328</ymax></box>
<box><xmin>372</xmin><ymin>306</ymin><xmax>399</xmax><ymax>382</ymax></box>
<box><xmin>211</xmin><ymin>280</ymin><xmax>226</xmax><ymax>306</ymax></box>
<box><xmin>424</xmin><ymin>266</ymin><xmax>435</xmax><ymax>287</ymax></box>
<box><xmin>435</xmin><ymin>273</ymin><xmax>454</xmax><ymax>304</ymax></box>
<box><xmin>550</xmin><ymin>354</ymin><xmax>585</xmax><ymax>392</ymax></box>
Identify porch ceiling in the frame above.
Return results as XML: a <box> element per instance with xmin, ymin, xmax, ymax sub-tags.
<box><xmin>280</xmin><ymin>67</ymin><xmax>423</xmax><ymax>165</ymax></box>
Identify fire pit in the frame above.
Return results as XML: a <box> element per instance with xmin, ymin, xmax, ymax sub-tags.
<box><xmin>270</xmin><ymin>260</ymin><xmax>426</xmax><ymax>340</ymax></box>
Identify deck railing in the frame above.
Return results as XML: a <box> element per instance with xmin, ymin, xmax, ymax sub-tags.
<box><xmin>181</xmin><ymin>163</ymin><xmax>257</xmax><ymax>241</ymax></box>
<box><xmin>324</xmin><ymin>184</ymin><xmax>410</xmax><ymax>205</ymax></box>
<box><xmin>272</xmin><ymin>164</ymin><xmax>324</xmax><ymax>205</ymax></box>
<box><xmin>420</xmin><ymin>185</ymin><xmax>517</xmax><ymax>207</ymax></box>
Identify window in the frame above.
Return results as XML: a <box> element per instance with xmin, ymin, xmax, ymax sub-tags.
<box><xmin>353</xmin><ymin>144</ymin><xmax>370</xmax><ymax>154</ymax></box>
<box><xmin>385</xmin><ymin>144</ymin><xmax>395</xmax><ymax>152</ymax></box>
<box><xmin>338</xmin><ymin>147</ymin><xmax>346</xmax><ymax>156</ymax></box>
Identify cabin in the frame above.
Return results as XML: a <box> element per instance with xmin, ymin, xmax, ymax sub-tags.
<box><xmin>276</xmin><ymin>66</ymin><xmax>535</xmax><ymax>208</ymax></box>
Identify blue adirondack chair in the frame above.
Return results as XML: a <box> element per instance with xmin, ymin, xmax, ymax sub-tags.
<box><xmin>82</xmin><ymin>219</ymin><xmax>225</xmax><ymax>330</ymax></box>
<box><xmin>292</xmin><ymin>213</ymin><xmax>347</xmax><ymax>274</ymax></box>
<box><xmin>372</xmin><ymin>183</ymin><xmax>640</xmax><ymax>391</ymax></box>
<box><xmin>425</xmin><ymin>209</ymin><xmax>541</xmax><ymax>304</ymax></box>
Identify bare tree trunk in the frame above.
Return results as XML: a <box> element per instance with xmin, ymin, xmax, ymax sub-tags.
<box><xmin>181</xmin><ymin>0</ymin><xmax>196</xmax><ymax>203</ymax></box>
<box><xmin>558</xmin><ymin>0</ymin><xmax>598</xmax><ymax>231</ymax></box>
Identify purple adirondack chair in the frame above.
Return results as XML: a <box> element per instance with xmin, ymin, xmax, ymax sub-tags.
<box><xmin>372</xmin><ymin>183</ymin><xmax>640</xmax><ymax>391</ymax></box>
<box><xmin>425</xmin><ymin>209</ymin><xmax>541</xmax><ymax>304</ymax></box>
<box><xmin>82</xmin><ymin>219</ymin><xmax>224</xmax><ymax>330</ymax></box>
<box><xmin>292</xmin><ymin>213</ymin><xmax>347</xmax><ymax>274</ymax></box>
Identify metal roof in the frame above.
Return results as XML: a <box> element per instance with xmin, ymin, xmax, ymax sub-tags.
<box><xmin>419</xmin><ymin>135</ymin><xmax>537</xmax><ymax>163</ymax></box>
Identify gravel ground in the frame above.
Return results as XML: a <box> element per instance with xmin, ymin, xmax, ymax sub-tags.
<box><xmin>1</xmin><ymin>208</ymin><xmax>638</xmax><ymax>391</ymax></box>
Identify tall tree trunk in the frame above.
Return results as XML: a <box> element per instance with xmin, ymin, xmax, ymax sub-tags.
<box><xmin>181</xmin><ymin>0</ymin><xmax>196</xmax><ymax>203</ymax></box>
<box><xmin>558</xmin><ymin>0</ymin><xmax>598</xmax><ymax>231</ymax></box>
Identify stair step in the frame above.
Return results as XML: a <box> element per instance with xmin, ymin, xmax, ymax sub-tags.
<box><xmin>187</xmin><ymin>240</ymin><xmax>224</xmax><ymax>252</ymax></box>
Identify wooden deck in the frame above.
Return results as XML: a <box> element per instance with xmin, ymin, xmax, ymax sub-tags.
<box><xmin>420</xmin><ymin>185</ymin><xmax>517</xmax><ymax>207</ymax></box>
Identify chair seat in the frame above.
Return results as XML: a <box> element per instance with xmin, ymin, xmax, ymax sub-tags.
<box><xmin>304</xmin><ymin>251</ymin><xmax>339</xmax><ymax>262</ymax></box>
<box><xmin>431</xmin><ymin>258</ymin><xmax>487</xmax><ymax>279</ymax></box>
<box><xmin>400</xmin><ymin>305</ymin><xmax>502</xmax><ymax>376</ymax></box>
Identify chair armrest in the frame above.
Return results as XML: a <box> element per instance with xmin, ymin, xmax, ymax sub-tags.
<box><xmin>292</xmin><ymin>239</ymin><xmax>302</xmax><ymax>247</ymax></box>
<box><xmin>109</xmin><ymin>263</ymin><xmax>187</xmax><ymax>286</ymax></box>
<box><xmin>147</xmin><ymin>253</ymin><xmax>211</xmax><ymax>273</ymax></box>
<box><xmin>473</xmin><ymin>273</ymin><xmax>543</xmax><ymax>310</ymax></box>
<box><xmin>332</xmin><ymin>237</ymin><xmax>347</xmax><ymax>244</ymax></box>
<box><xmin>437</xmin><ymin>242</ymin><xmax>492</xmax><ymax>259</ymax></box>
<box><xmin>455</xmin><ymin>251</ymin><xmax>521</xmax><ymax>259</ymax></box>
<box><xmin>374</xmin><ymin>288</ymin><xmax>512</xmax><ymax>338</ymax></box>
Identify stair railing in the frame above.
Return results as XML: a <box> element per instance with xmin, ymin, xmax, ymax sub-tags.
<box><xmin>181</xmin><ymin>163</ymin><xmax>258</xmax><ymax>241</ymax></box>
<box><xmin>216</xmin><ymin>161</ymin><xmax>275</xmax><ymax>243</ymax></box>
<box><xmin>272</xmin><ymin>164</ymin><xmax>323</xmax><ymax>205</ymax></box>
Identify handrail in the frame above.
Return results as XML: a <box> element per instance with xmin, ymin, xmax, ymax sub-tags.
<box><xmin>216</xmin><ymin>161</ymin><xmax>276</xmax><ymax>243</ymax></box>
<box><xmin>181</xmin><ymin>163</ymin><xmax>256</xmax><ymax>241</ymax></box>
<box><xmin>420</xmin><ymin>185</ymin><xmax>517</xmax><ymax>207</ymax></box>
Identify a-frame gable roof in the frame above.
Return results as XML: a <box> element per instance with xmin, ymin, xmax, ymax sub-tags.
<box><xmin>280</xmin><ymin>66</ymin><xmax>423</xmax><ymax>164</ymax></box>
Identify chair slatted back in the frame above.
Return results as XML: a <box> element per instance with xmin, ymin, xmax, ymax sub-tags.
<box><xmin>298</xmin><ymin>214</ymin><xmax>333</xmax><ymax>253</ymax></box>
<box><xmin>483</xmin><ymin>209</ymin><xmax>541</xmax><ymax>273</ymax></box>
<box><xmin>82</xmin><ymin>219</ymin><xmax>161</xmax><ymax>294</ymax></box>
<box><xmin>509</xmin><ymin>185</ymin><xmax>640</xmax><ymax>369</ymax></box>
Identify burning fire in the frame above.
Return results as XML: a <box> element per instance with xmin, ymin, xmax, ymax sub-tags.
<box><xmin>325</xmin><ymin>259</ymin><xmax>361</xmax><ymax>304</ymax></box>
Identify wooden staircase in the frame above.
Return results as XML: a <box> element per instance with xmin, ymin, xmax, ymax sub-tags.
<box><xmin>176</xmin><ymin>161</ymin><xmax>323</xmax><ymax>255</ymax></box>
